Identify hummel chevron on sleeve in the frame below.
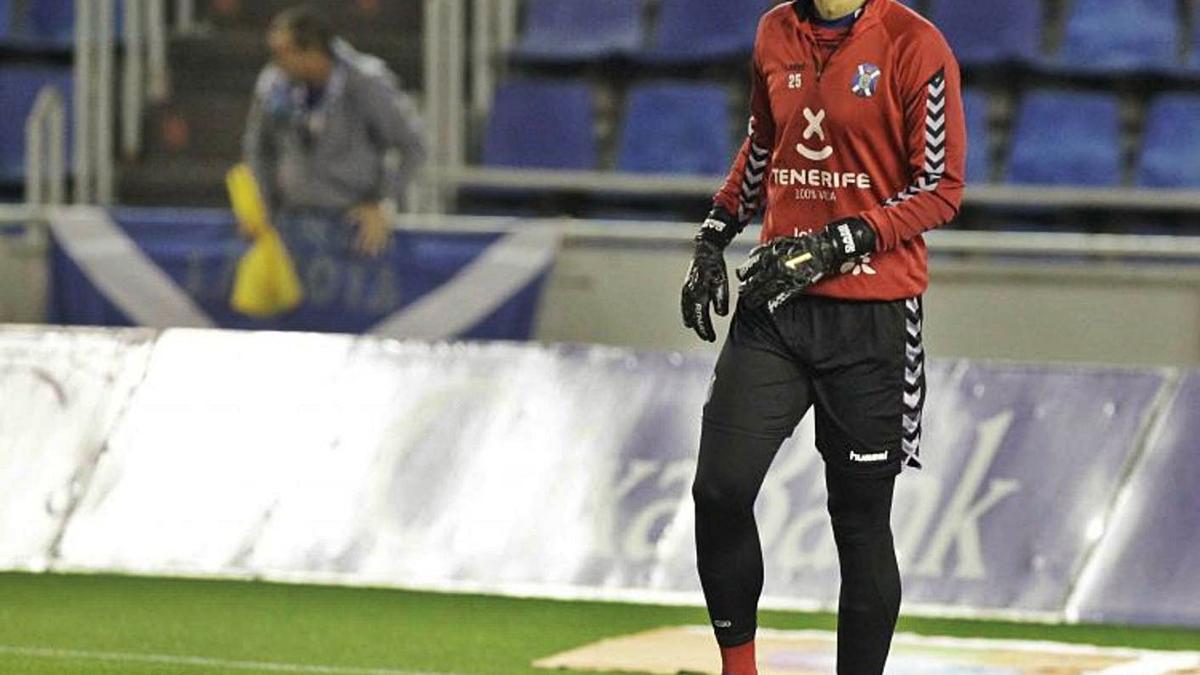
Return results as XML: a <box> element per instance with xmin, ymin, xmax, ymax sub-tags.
<box><xmin>859</xmin><ymin>33</ymin><xmax>964</xmax><ymax>252</ymax></box>
<box><xmin>714</xmin><ymin>35</ymin><xmax>776</xmax><ymax>229</ymax></box>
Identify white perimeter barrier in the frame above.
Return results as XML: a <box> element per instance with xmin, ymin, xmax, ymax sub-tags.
<box><xmin>0</xmin><ymin>326</ymin><xmax>1195</xmax><ymax>627</ymax></box>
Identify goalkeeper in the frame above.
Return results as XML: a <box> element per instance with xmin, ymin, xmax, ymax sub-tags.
<box><xmin>680</xmin><ymin>1</ymin><xmax>964</xmax><ymax>673</ymax></box>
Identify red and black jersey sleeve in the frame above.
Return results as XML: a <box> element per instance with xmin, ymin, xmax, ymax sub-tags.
<box><xmin>859</xmin><ymin>30</ymin><xmax>965</xmax><ymax>252</ymax></box>
<box><xmin>713</xmin><ymin>29</ymin><xmax>775</xmax><ymax>228</ymax></box>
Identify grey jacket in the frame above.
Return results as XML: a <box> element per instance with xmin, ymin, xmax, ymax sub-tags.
<box><xmin>243</xmin><ymin>40</ymin><xmax>428</xmax><ymax>214</ymax></box>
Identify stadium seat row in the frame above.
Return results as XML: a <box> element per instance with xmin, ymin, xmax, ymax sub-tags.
<box><xmin>935</xmin><ymin>0</ymin><xmax>1197</xmax><ymax>72</ymax></box>
<box><xmin>515</xmin><ymin>0</ymin><xmax>765</xmax><ymax>64</ymax></box>
<box><xmin>0</xmin><ymin>0</ymin><xmax>81</xmax><ymax>50</ymax></box>
<box><xmin>486</xmin><ymin>79</ymin><xmax>1200</xmax><ymax>189</ymax></box>
<box><xmin>517</xmin><ymin>0</ymin><xmax>1200</xmax><ymax>73</ymax></box>
<box><xmin>973</xmin><ymin>90</ymin><xmax>1200</xmax><ymax>188</ymax></box>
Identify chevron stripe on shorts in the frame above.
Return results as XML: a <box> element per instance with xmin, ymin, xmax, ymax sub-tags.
<box><xmin>901</xmin><ymin>296</ymin><xmax>926</xmax><ymax>470</ymax></box>
<box><xmin>884</xmin><ymin>68</ymin><xmax>947</xmax><ymax>208</ymax></box>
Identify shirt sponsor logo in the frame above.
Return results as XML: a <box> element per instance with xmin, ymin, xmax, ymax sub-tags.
<box><xmin>771</xmin><ymin>168</ymin><xmax>872</xmax><ymax>202</ymax></box>
<box><xmin>777</xmin><ymin>108</ymin><xmax>873</xmax><ymax>201</ymax></box>
<box><xmin>850</xmin><ymin>449</ymin><xmax>889</xmax><ymax>463</ymax></box>
<box><xmin>770</xmin><ymin>168</ymin><xmax>872</xmax><ymax>189</ymax></box>
<box><xmin>796</xmin><ymin>107</ymin><xmax>833</xmax><ymax>161</ymax></box>
<box><xmin>851</xmin><ymin>63</ymin><xmax>882</xmax><ymax>98</ymax></box>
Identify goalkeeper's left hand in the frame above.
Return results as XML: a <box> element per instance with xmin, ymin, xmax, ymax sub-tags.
<box><xmin>736</xmin><ymin>217</ymin><xmax>877</xmax><ymax>311</ymax></box>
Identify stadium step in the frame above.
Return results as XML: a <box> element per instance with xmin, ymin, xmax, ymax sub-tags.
<box><xmin>118</xmin><ymin>156</ymin><xmax>229</xmax><ymax>207</ymax></box>
<box><xmin>168</xmin><ymin>32</ymin><xmax>268</xmax><ymax>96</ymax></box>
<box><xmin>200</xmin><ymin>0</ymin><xmax>422</xmax><ymax>35</ymax></box>
<box><xmin>168</xmin><ymin>30</ymin><xmax>423</xmax><ymax>94</ymax></box>
<box><xmin>142</xmin><ymin>93</ymin><xmax>249</xmax><ymax>160</ymax></box>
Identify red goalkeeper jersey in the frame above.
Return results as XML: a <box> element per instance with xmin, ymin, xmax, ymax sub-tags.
<box><xmin>714</xmin><ymin>0</ymin><xmax>965</xmax><ymax>301</ymax></box>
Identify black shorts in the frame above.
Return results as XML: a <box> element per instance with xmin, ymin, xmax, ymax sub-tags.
<box><xmin>702</xmin><ymin>294</ymin><xmax>926</xmax><ymax>477</ymax></box>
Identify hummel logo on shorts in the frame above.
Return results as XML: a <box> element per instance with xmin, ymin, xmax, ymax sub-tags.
<box><xmin>850</xmin><ymin>450</ymin><xmax>889</xmax><ymax>463</ymax></box>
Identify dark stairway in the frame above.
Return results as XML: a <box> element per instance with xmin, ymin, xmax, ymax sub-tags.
<box><xmin>119</xmin><ymin>0</ymin><xmax>423</xmax><ymax>207</ymax></box>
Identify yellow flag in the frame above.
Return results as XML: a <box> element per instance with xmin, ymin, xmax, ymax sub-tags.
<box><xmin>226</xmin><ymin>164</ymin><xmax>304</xmax><ymax>317</ymax></box>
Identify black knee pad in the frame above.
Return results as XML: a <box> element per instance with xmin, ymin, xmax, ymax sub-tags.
<box><xmin>826</xmin><ymin>469</ymin><xmax>896</xmax><ymax>540</ymax></box>
<box><xmin>693</xmin><ymin>424</ymin><xmax>782</xmax><ymax>517</ymax></box>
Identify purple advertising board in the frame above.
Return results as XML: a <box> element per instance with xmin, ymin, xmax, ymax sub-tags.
<box><xmin>530</xmin><ymin>356</ymin><xmax>1165</xmax><ymax>614</ymax></box>
<box><xmin>361</xmin><ymin>350</ymin><xmax>1168</xmax><ymax>616</ymax></box>
<box><xmin>751</xmin><ymin>362</ymin><xmax>1167</xmax><ymax>613</ymax></box>
<box><xmin>1075</xmin><ymin>372</ymin><xmax>1200</xmax><ymax>626</ymax></box>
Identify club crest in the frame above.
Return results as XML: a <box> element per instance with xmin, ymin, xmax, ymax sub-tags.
<box><xmin>851</xmin><ymin>63</ymin><xmax>881</xmax><ymax>98</ymax></box>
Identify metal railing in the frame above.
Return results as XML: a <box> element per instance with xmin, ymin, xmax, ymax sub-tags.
<box><xmin>26</xmin><ymin>89</ymin><xmax>67</xmax><ymax>207</ymax></box>
<box><xmin>469</xmin><ymin>0</ymin><xmax>517</xmax><ymax>124</ymax></box>
<box><xmin>174</xmin><ymin>0</ymin><xmax>196</xmax><ymax>34</ymax></box>
<box><xmin>73</xmin><ymin>0</ymin><xmax>113</xmax><ymax>204</ymax></box>
<box><xmin>387</xmin><ymin>213</ymin><xmax>1200</xmax><ymax>261</ymax></box>
<box><xmin>423</xmin><ymin>0</ymin><xmax>468</xmax><ymax>214</ymax></box>
<box><xmin>428</xmin><ymin>166</ymin><xmax>1200</xmax><ymax>213</ymax></box>
<box><xmin>51</xmin><ymin>0</ymin><xmax>169</xmax><ymax>207</ymax></box>
<box><xmin>121</xmin><ymin>0</ymin><xmax>145</xmax><ymax>160</ymax></box>
<box><xmin>121</xmin><ymin>0</ymin><xmax>170</xmax><ymax>161</ymax></box>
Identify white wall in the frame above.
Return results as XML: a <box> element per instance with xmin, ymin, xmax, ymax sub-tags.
<box><xmin>535</xmin><ymin>236</ymin><xmax>1200</xmax><ymax>366</ymax></box>
<box><xmin>0</xmin><ymin>230</ymin><xmax>48</xmax><ymax>324</ymax></box>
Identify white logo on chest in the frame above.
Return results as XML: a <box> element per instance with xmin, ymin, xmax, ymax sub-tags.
<box><xmin>797</xmin><ymin>107</ymin><xmax>833</xmax><ymax>162</ymax></box>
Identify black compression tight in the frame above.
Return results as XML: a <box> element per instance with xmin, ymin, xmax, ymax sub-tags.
<box><xmin>692</xmin><ymin>424</ymin><xmax>775</xmax><ymax>648</ymax></box>
<box><xmin>826</xmin><ymin>467</ymin><xmax>901</xmax><ymax>674</ymax></box>
<box><xmin>692</xmin><ymin>425</ymin><xmax>901</xmax><ymax>674</ymax></box>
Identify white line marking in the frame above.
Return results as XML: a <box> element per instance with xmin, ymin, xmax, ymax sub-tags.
<box><xmin>0</xmin><ymin>645</ymin><xmax>464</xmax><ymax>675</ymax></box>
<box><xmin>683</xmin><ymin>627</ymin><xmax>1200</xmax><ymax>672</ymax></box>
<box><xmin>1096</xmin><ymin>653</ymin><xmax>1200</xmax><ymax>674</ymax></box>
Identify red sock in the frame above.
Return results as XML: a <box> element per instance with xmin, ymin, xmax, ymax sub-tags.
<box><xmin>719</xmin><ymin>640</ymin><xmax>757</xmax><ymax>675</ymax></box>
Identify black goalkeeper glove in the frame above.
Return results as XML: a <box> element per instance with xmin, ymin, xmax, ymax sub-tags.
<box><xmin>681</xmin><ymin>208</ymin><xmax>737</xmax><ymax>342</ymax></box>
<box><xmin>736</xmin><ymin>217</ymin><xmax>877</xmax><ymax>312</ymax></box>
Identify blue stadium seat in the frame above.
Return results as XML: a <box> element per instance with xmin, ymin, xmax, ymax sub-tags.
<box><xmin>513</xmin><ymin>0</ymin><xmax>643</xmax><ymax>62</ymax></box>
<box><xmin>1007</xmin><ymin>90</ymin><xmax>1121</xmax><ymax>187</ymax></box>
<box><xmin>616</xmin><ymin>82</ymin><xmax>732</xmax><ymax>176</ymax></box>
<box><xmin>482</xmin><ymin>79</ymin><xmax>597</xmax><ymax>170</ymax></box>
<box><xmin>640</xmin><ymin>0</ymin><xmax>766</xmax><ymax>64</ymax></box>
<box><xmin>0</xmin><ymin>65</ymin><xmax>72</xmax><ymax>183</ymax></box>
<box><xmin>962</xmin><ymin>89</ymin><xmax>990</xmax><ymax>184</ymax></box>
<box><xmin>1137</xmin><ymin>95</ymin><xmax>1200</xmax><ymax>188</ymax></box>
<box><xmin>1192</xmin><ymin>9</ymin><xmax>1200</xmax><ymax>70</ymax></box>
<box><xmin>0</xmin><ymin>0</ymin><xmax>11</xmax><ymax>41</ymax></box>
<box><xmin>6</xmin><ymin>0</ymin><xmax>125</xmax><ymax>49</ymax></box>
<box><xmin>29</xmin><ymin>0</ymin><xmax>74</xmax><ymax>44</ymax></box>
<box><xmin>931</xmin><ymin>0</ymin><xmax>1041</xmax><ymax>66</ymax></box>
<box><xmin>1057</xmin><ymin>0</ymin><xmax>1180</xmax><ymax>73</ymax></box>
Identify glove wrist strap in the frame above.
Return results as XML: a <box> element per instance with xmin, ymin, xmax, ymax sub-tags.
<box><xmin>695</xmin><ymin>206</ymin><xmax>739</xmax><ymax>249</ymax></box>
<box><xmin>821</xmin><ymin>217</ymin><xmax>877</xmax><ymax>266</ymax></box>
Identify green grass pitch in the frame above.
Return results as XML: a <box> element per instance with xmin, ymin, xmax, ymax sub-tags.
<box><xmin>0</xmin><ymin>572</ymin><xmax>1197</xmax><ymax>674</ymax></box>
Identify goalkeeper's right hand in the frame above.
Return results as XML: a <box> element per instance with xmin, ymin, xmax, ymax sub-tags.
<box><xmin>681</xmin><ymin>208</ymin><xmax>736</xmax><ymax>342</ymax></box>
